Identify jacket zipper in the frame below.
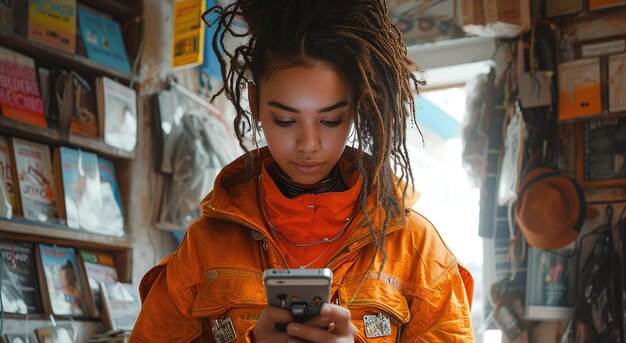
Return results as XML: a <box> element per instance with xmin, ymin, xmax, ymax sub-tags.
<box><xmin>204</xmin><ymin>204</ymin><xmax>289</xmax><ymax>268</ymax></box>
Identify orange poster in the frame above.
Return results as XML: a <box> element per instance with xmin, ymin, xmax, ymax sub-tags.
<box><xmin>558</xmin><ymin>58</ymin><xmax>602</xmax><ymax>120</ymax></box>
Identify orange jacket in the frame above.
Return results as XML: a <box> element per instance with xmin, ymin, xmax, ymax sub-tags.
<box><xmin>131</xmin><ymin>148</ymin><xmax>475</xmax><ymax>342</ymax></box>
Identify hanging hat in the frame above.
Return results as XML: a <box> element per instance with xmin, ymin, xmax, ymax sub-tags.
<box><xmin>514</xmin><ymin>167</ymin><xmax>586</xmax><ymax>250</ymax></box>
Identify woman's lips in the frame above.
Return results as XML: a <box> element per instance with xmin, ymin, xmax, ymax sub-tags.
<box><xmin>291</xmin><ymin>161</ymin><xmax>325</xmax><ymax>174</ymax></box>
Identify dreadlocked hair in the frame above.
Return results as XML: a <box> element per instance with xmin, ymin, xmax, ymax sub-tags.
<box><xmin>206</xmin><ymin>0</ymin><xmax>424</xmax><ymax>281</ymax></box>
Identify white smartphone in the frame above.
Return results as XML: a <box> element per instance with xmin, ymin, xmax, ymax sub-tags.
<box><xmin>264</xmin><ymin>268</ymin><xmax>333</xmax><ymax>323</ymax></box>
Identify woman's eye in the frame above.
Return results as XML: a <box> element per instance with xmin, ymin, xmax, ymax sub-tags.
<box><xmin>322</xmin><ymin>120</ymin><xmax>343</xmax><ymax>127</ymax></box>
<box><xmin>273</xmin><ymin>119</ymin><xmax>294</xmax><ymax>127</ymax></box>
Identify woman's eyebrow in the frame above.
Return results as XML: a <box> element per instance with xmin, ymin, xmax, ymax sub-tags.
<box><xmin>319</xmin><ymin>100</ymin><xmax>348</xmax><ymax>113</ymax></box>
<box><xmin>267</xmin><ymin>100</ymin><xmax>348</xmax><ymax>113</ymax></box>
<box><xmin>268</xmin><ymin>101</ymin><xmax>299</xmax><ymax>113</ymax></box>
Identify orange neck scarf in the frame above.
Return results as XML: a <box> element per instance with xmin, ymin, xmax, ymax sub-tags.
<box><xmin>260</xmin><ymin>158</ymin><xmax>362</xmax><ymax>269</ymax></box>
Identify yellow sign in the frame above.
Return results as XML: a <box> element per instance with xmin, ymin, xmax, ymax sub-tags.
<box><xmin>172</xmin><ymin>0</ymin><xmax>206</xmax><ymax>69</ymax></box>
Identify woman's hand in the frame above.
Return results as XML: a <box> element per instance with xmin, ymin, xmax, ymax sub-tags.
<box><xmin>252</xmin><ymin>306</ymin><xmax>294</xmax><ymax>343</ymax></box>
<box><xmin>285</xmin><ymin>303</ymin><xmax>357</xmax><ymax>343</ymax></box>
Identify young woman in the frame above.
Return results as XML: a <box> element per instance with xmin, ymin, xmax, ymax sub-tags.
<box><xmin>131</xmin><ymin>1</ymin><xmax>474</xmax><ymax>342</ymax></box>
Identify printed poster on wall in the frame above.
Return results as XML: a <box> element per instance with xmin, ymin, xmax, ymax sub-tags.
<box><xmin>558</xmin><ymin>58</ymin><xmax>602</xmax><ymax>120</ymax></box>
<box><xmin>608</xmin><ymin>52</ymin><xmax>626</xmax><ymax>113</ymax></box>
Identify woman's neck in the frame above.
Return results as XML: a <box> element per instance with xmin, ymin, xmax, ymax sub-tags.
<box><xmin>270</xmin><ymin>164</ymin><xmax>347</xmax><ymax>198</ymax></box>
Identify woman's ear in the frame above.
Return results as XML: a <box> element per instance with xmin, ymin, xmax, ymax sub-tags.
<box><xmin>248</xmin><ymin>82</ymin><xmax>259</xmax><ymax>121</ymax></box>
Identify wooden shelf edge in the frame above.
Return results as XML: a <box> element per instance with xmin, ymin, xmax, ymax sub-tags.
<box><xmin>0</xmin><ymin>32</ymin><xmax>131</xmax><ymax>82</ymax></box>
<box><xmin>0</xmin><ymin>218</ymin><xmax>133</xmax><ymax>250</ymax></box>
<box><xmin>0</xmin><ymin>116</ymin><xmax>136</xmax><ymax>160</ymax></box>
<box><xmin>79</xmin><ymin>0</ymin><xmax>139</xmax><ymax>21</ymax></box>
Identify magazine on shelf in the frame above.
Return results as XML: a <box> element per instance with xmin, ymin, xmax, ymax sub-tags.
<box><xmin>77</xmin><ymin>249</ymin><xmax>119</xmax><ymax>317</ymax></box>
<box><xmin>0</xmin><ymin>47</ymin><xmax>46</xmax><ymax>127</ymax></box>
<box><xmin>525</xmin><ymin>246</ymin><xmax>576</xmax><ymax>320</ymax></box>
<box><xmin>11</xmin><ymin>138</ymin><xmax>57</xmax><ymax>223</ymax></box>
<box><xmin>96</xmin><ymin>76</ymin><xmax>137</xmax><ymax>152</ymax></box>
<box><xmin>27</xmin><ymin>0</ymin><xmax>76</xmax><ymax>54</ymax></box>
<box><xmin>36</xmin><ymin>244</ymin><xmax>88</xmax><ymax>317</ymax></box>
<box><xmin>0</xmin><ymin>136</ymin><xmax>20</xmax><ymax>215</ymax></box>
<box><xmin>97</xmin><ymin>157</ymin><xmax>124</xmax><ymax>236</ymax></box>
<box><xmin>53</xmin><ymin>147</ymin><xmax>101</xmax><ymax>232</ymax></box>
<box><xmin>77</xmin><ymin>6</ymin><xmax>131</xmax><ymax>75</ymax></box>
<box><xmin>100</xmin><ymin>281</ymin><xmax>141</xmax><ymax>332</ymax></box>
<box><xmin>0</xmin><ymin>240</ymin><xmax>42</xmax><ymax>315</ymax></box>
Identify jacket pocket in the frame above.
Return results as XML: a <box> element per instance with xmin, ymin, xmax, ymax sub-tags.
<box><xmin>340</xmin><ymin>277</ymin><xmax>410</xmax><ymax>343</ymax></box>
<box><xmin>191</xmin><ymin>269</ymin><xmax>266</xmax><ymax>342</ymax></box>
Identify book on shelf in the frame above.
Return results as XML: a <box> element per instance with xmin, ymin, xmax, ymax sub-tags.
<box><xmin>96</xmin><ymin>76</ymin><xmax>137</xmax><ymax>152</ymax></box>
<box><xmin>558</xmin><ymin>58</ymin><xmax>602</xmax><ymax>120</ymax></box>
<box><xmin>36</xmin><ymin>244</ymin><xmax>89</xmax><ymax>317</ymax></box>
<box><xmin>77</xmin><ymin>249</ymin><xmax>119</xmax><ymax>317</ymax></box>
<box><xmin>10</xmin><ymin>137</ymin><xmax>57</xmax><ymax>223</ymax></box>
<box><xmin>100</xmin><ymin>281</ymin><xmax>141</xmax><ymax>332</ymax></box>
<box><xmin>97</xmin><ymin>157</ymin><xmax>125</xmax><ymax>236</ymax></box>
<box><xmin>0</xmin><ymin>47</ymin><xmax>47</xmax><ymax>128</ymax></box>
<box><xmin>27</xmin><ymin>0</ymin><xmax>77</xmax><ymax>54</ymax></box>
<box><xmin>0</xmin><ymin>136</ymin><xmax>20</xmax><ymax>215</ymax></box>
<box><xmin>525</xmin><ymin>246</ymin><xmax>576</xmax><ymax>320</ymax></box>
<box><xmin>34</xmin><ymin>324</ymin><xmax>76</xmax><ymax>343</ymax></box>
<box><xmin>0</xmin><ymin>240</ymin><xmax>43</xmax><ymax>315</ymax></box>
<box><xmin>53</xmin><ymin>146</ymin><xmax>102</xmax><ymax>232</ymax></box>
<box><xmin>77</xmin><ymin>5</ymin><xmax>131</xmax><ymax>75</ymax></box>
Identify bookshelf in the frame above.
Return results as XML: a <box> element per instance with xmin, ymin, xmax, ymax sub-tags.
<box><xmin>0</xmin><ymin>31</ymin><xmax>132</xmax><ymax>83</ymax></box>
<box><xmin>0</xmin><ymin>0</ymin><xmax>142</xmax><ymax>339</ymax></box>
<box><xmin>0</xmin><ymin>116</ymin><xmax>136</xmax><ymax>160</ymax></box>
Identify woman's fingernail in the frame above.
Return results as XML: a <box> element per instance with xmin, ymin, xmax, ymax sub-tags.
<box><xmin>288</xmin><ymin>323</ymin><xmax>301</xmax><ymax>333</ymax></box>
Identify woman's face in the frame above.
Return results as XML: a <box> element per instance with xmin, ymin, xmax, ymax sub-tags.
<box><xmin>251</xmin><ymin>62</ymin><xmax>353</xmax><ymax>185</ymax></box>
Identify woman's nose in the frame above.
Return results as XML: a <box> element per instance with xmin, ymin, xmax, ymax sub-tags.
<box><xmin>296</xmin><ymin>125</ymin><xmax>321</xmax><ymax>153</ymax></box>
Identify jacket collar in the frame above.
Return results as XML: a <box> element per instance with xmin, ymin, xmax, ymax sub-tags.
<box><xmin>200</xmin><ymin>146</ymin><xmax>420</xmax><ymax>244</ymax></box>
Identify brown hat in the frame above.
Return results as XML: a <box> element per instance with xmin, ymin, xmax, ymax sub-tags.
<box><xmin>514</xmin><ymin>168</ymin><xmax>586</xmax><ymax>250</ymax></box>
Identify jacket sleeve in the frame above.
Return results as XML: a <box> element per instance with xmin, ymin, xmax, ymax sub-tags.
<box><xmin>401</xmin><ymin>262</ymin><xmax>476</xmax><ymax>342</ymax></box>
<box><xmin>130</xmin><ymin>258</ymin><xmax>203</xmax><ymax>342</ymax></box>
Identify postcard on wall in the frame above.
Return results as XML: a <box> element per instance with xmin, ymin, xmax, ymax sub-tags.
<box><xmin>608</xmin><ymin>52</ymin><xmax>626</xmax><ymax>113</ymax></box>
<box><xmin>577</xmin><ymin>117</ymin><xmax>626</xmax><ymax>188</ymax></box>
<box><xmin>558</xmin><ymin>58</ymin><xmax>602</xmax><ymax>120</ymax></box>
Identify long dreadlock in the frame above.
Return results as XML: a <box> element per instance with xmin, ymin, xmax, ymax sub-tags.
<box><xmin>204</xmin><ymin>0</ymin><xmax>424</xmax><ymax>282</ymax></box>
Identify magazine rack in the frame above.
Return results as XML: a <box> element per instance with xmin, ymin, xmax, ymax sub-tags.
<box><xmin>0</xmin><ymin>0</ymin><xmax>142</xmax><ymax>339</ymax></box>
